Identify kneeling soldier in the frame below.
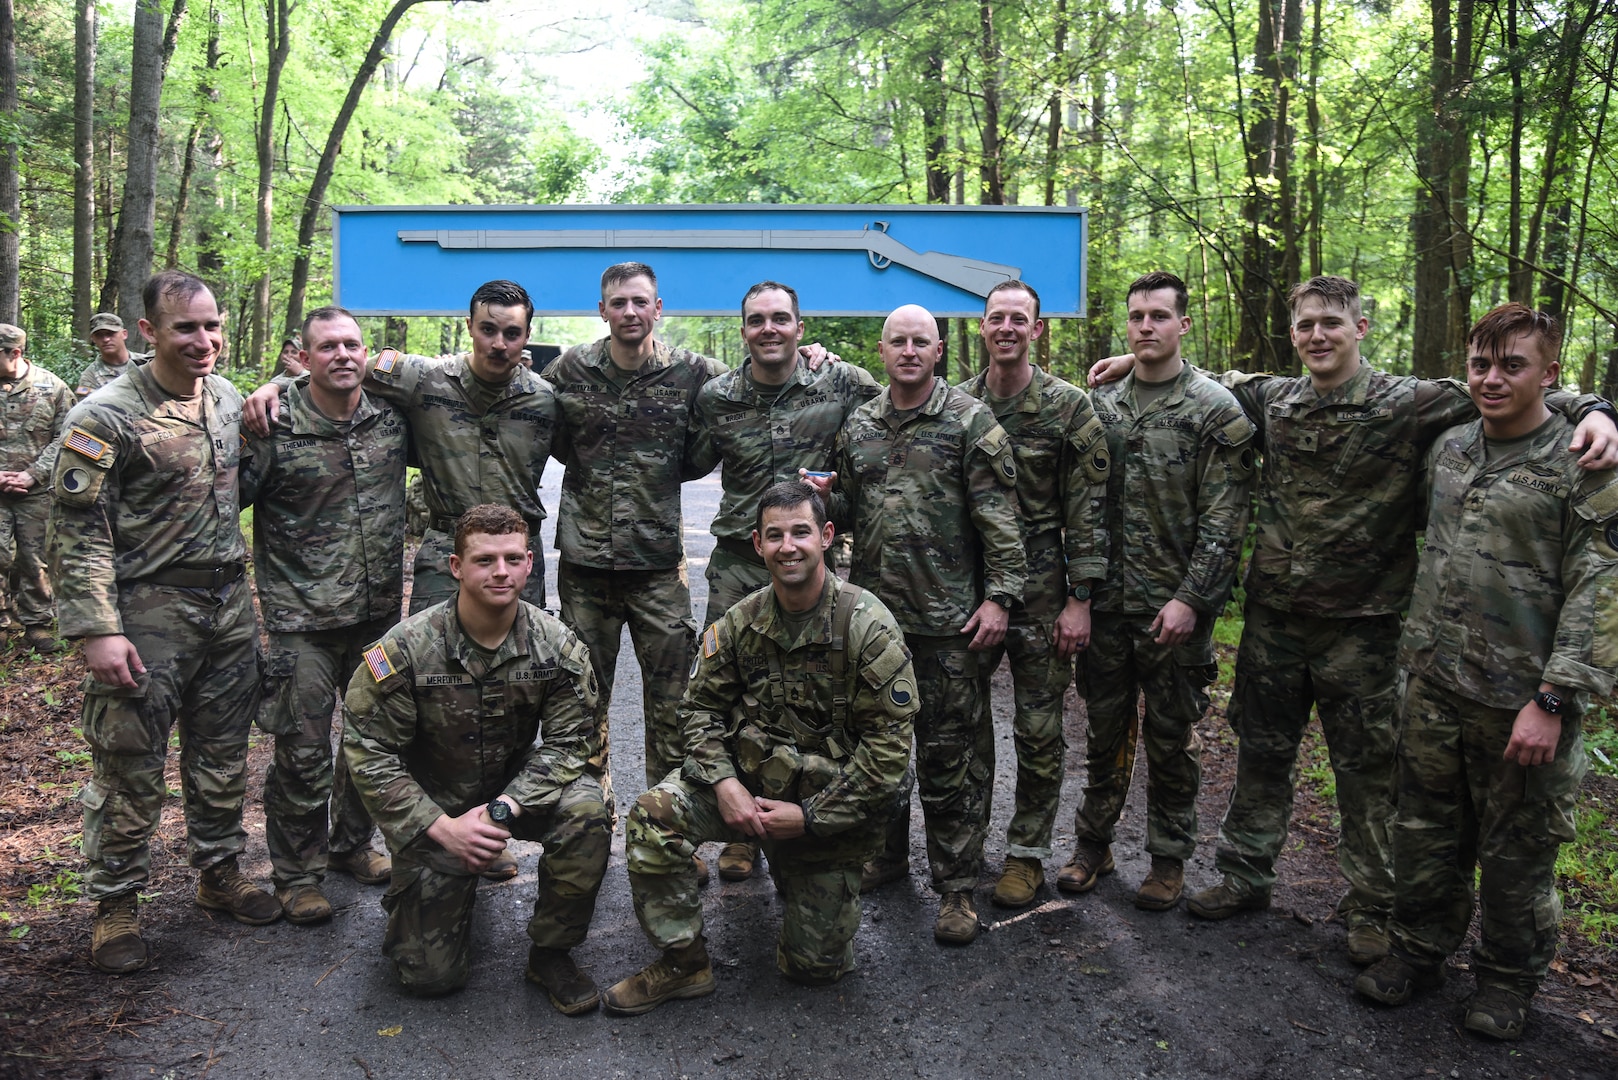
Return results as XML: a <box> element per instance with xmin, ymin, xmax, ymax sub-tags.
<box><xmin>604</xmin><ymin>481</ymin><xmax>916</xmax><ymax>1013</ymax></box>
<box><xmin>342</xmin><ymin>505</ymin><xmax>610</xmax><ymax>1010</ymax></box>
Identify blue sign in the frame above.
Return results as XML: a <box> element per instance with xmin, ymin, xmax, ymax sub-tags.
<box><xmin>332</xmin><ymin>204</ymin><xmax>1087</xmax><ymax>318</ymax></box>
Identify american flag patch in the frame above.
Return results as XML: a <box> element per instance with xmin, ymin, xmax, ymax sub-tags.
<box><xmin>364</xmin><ymin>643</ymin><xmax>398</xmax><ymax>682</ymax></box>
<box><xmin>65</xmin><ymin>427</ymin><xmax>109</xmax><ymax>461</ymax></box>
<box><xmin>702</xmin><ymin>623</ymin><xmax>721</xmax><ymax>658</ymax></box>
<box><xmin>375</xmin><ymin>349</ymin><xmax>400</xmax><ymax>374</ymax></box>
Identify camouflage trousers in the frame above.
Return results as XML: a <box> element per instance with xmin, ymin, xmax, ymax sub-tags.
<box><xmin>380</xmin><ymin>775</ymin><xmax>610</xmax><ymax>997</ymax></box>
<box><xmin>876</xmin><ymin>634</ymin><xmax>996</xmax><ymax>893</ymax></box>
<box><xmin>1072</xmin><ymin>611</ymin><xmax>1211</xmax><ymax>860</ymax></box>
<box><xmin>626</xmin><ymin>772</ymin><xmax>862</xmax><ymax>984</ymax></box>
<box><xmin>410</xmin><ymin>526</ymin><xmax>547</xmax><ymax>615</ymax></box>
<box><xmin>558</xmin><ymin>560</ymin><xmax>697</xmax><ymax>788</ymax></box>
<box><xmin>1386</xmin><ymin>673</ymin><xmax>1584</xmax><ymax>995</ymax></box>
<box><xmin>78</xmin><ymin>577</ymin><xmax>260</xmax><ymax>901</ymax></box>
<box><xmin>1213</xmin><ymin>603</ymin><xmax>1399</xmax><ymax>926</ymax></box>
<box><xmin>0</xmin><ymin>493</ymin><xmax>53</xmax><ymax>629</ymax></box>
<box><xmin>702</xmin><ymin>542</ymin><xmax>769</xmax><ymax>629</ymax></box>
<box><xmin>260</xmin><ymin>620</ymin><xmax>393</xmax><ymax>889</ymax></box>
<box><xmin>983</xmin><ymin>549</ymin><xmax>1072</xmax><ymax>859</ymax></box>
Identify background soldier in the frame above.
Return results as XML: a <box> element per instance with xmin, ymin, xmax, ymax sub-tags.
<box><xmin>1355</xmin><ymin>304</ymin><xmax>1618</xmax><ymax>1040</ymax></box>
<box><xmin>684</xmin><ymin>280</ymin><xmax>879</xmax><ymax>880</ymax></box>
<box><xmin>603</xmin><ymin>482</ymin><xmax>915</xmax><ymax>1014</ymax></box>
<box><xmin>957</xmin><ymin>282</ymin><xmax>1109</xmax><ymax>909</ymax></box>
<box><xmin>76</xmin><ymin>312</ymin><xmax>143</xmax><ymax>399</ymax></box>
<box><xmin>50</xmin><ymin>270</ymin><xmax>280</xmax><ymax>976</ymax></box>
<box><xmin>1060</xmin><ymin>271</ymin><xmax>1254</xmax><ymax>912</ymax></box>
<box><xmin>542</xmin><ymin>263</ymin><xmax>723</xmax><ymax>800</ymax></box>
<box><xmin>342</xmin><ymin>505</ymin><xmax>610</xmax><ymax>1009</ymax></box>
<box><xmin>240</xmin><ymin>306</ymin><xmax>407</xmax><ymax>924</ymax></box>
<box><xmin>808</xmin><ymin>303</ymin><xmax>1026</xmax><ymax>946</ymax></box>
<box><xmin>0</xmin><ymin>323</ymin><xmax>74</xmax><ymax>652</ymax></box>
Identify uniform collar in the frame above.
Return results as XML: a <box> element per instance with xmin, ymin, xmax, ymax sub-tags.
<box><xmin>1118</xmin><ymin>360</ymin><xmax>1193</xmax><ymax>414</ymax></box>
<box><xmin>444</xmin><ymin>352</ymin><xmax>544</xmax><ymax>402</ymax></box>
<box><xmin>582</xmin><ymin>336</ymin><xmax>673</xmax><ymax>376</ymax></box>
<box><xmin>748</xmin><ymin>575</ymin><xmax>837</xmax><ymax>649</ymax></box>
<box><xmin>877</xmin><ymin>375</ymin><xmax>950</xmax><ymax>421</ymax></box>
<box><xmin>731</xmin><ymin>357</ymin><xmax>815</xmax><ymax>401</ymax></box>
<box><xmin>448</xmin><ymin>601</ymin><xmax>533</xmax><ymax>670</ymax></box>
<box><xmin>1288</xmin><ymin>361</ymin><xmax>1373</xmax><ymax>410</ymax></box>
<box><xmin>286</xmin><ymin>382</ymin><xmax>383</xmax><ymax>436</ymax></box>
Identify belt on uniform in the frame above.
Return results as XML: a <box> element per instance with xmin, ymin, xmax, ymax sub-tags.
<box><xmin>430</xmin><ymin>513</ymin><xmax>543</xmax><ymax>534</ymax></box>
<box><xmin>715</xmin><ymin>535</ymin><xmax>766</xmax><ymax>567</ymax></box>
<box><xmin>1026</xmin><ymin>529</ymin><xmax>1062</xmax><ymax>551</ymax></box>
<box><xmin>140</xmin><ymin>563</ymin><xmax>246</xmax><ymax>590</ymax></box>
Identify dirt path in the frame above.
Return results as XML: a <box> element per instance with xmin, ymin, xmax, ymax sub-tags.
<box><xmin>3</xmin><ymin>474</ymin><xmax>1615</xmax><ymax>1078</ymax></box>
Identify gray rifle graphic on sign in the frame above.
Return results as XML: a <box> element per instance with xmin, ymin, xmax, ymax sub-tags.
<box><xmin>397</xmin><ymin>222</ymin><xmax>1022</xmax><ymax>297</ymax></box>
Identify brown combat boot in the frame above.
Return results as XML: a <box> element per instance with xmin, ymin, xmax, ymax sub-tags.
<box><xmin>480</xmin><ymin>851</ymin><xmax>519</xmax><ymax>881</ymax></box>
<box><xmin>1347</xmin><ymin>924</ymin><xmax>1390</xmax><ymax>966</ymax></box>
<box><xmin>91</xmin><ymin>895</ymin><xmax>148</xmax><ymax>974</ymax></box>
<box><xmin>1134</xmin><ymin>856</ymin><xmax>1184</xmax><ymax>911</ymax></box>
<box><xmin>992</xmin><ymin>856</ymin><xmax>1044</xmax><ymax>908</ymax></box>
<box><xmin>1056</xmin><ymin>841</ymin><xmax>1114</xmax><ymax>894</ymax></box>
<box><xmin>717</xmin><ymin>842</ymin><xmax>758</xmax><ymax>881</ymax></box>
<box><xmin>859</xmin><ymin>855</ymin><xmax>909</xmax><ymax>893</ymax></box>
<box><xmin>276</xmin><ymin>884</ymin><xmax>333</xmax><ymax>925</ymax></box>
<box><xmin>526</xmin><ymin>946</ymin><xmax>600</xmax><ymax>1016</ymax></box>
<box><xmin>21</xmin><ymin>627</ymin><xmax>62</xmax><ymax>654</ymax></box>
<box><xmin>196</xmin><ymin>858</ymin><xmax>282</xmax><ymax>925</ymax></box>
<box><xmin>602</xmin><ymin>939</ymin><xmax>716</xmax><ymax>1016</ymax></box>
<box><xmin>329</xmin><ymin>847</ymin><xmax>392</xmax><ymax>885</ymax></box>
<box><xmin>1185</xmin><ymin>875</ymin><xmax>1271</xmax><ymax>920</ymax></box>
<box><xmin>933</xmin><ymin>890</ymin><xmax>980</xmax><ymax>945</ymax></box>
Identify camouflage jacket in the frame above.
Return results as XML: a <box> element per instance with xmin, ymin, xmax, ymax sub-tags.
<box><xmin>832</xmin><ymin>377</ymin><xmax>1026</xmax><ymax>636</ymax></box>
<box><xmin>74</xmin><ymin>356</ymin><xmax>146</xmax><ymax>400</ymax></box>
<box><xmin>1091</xmin><ymin>363</ymin><xmax>1256</xmax><ymax>619</ymax></box>
<box><xmin>682</xmin><ymin>576</ymin><xmax>915</xmax><ymax>863</ymax></box>
<box><xmin>1219</xmin><ymin>363</ymin><xmax>1605</xmax><ymax>617</ymax></box>
<box><xmin>1400</xmin><ymin>414</ymin><xmax>1618</xmax><ymax>709</ymax></box>
<box><xmin>47</xmin><ymin>364</ymin><xmax>247</xmax><ymax>638</ymax></box>
<box><xmin>0</xmin><ymin>363</ymin><xmax>74</xmax><ymax>491</ymax></box>
<box><xmin>342</xmin><ymin>599</ymin><xmax>599</xmax><ymax>853</ymax></box>
<box><xmin>543</xmin><ymin>337</ymin><xmax>726</xmax><ymax>570</ymax></box>
<box><xmin>239</xmin><ymin>382</ymin><xmax>409</xmax><ymax>632</ymax></box>
<box><xmin>686</xmin><ymin>357</ymin><xmax>880</xmax><ymax>545</ymax></box>
<box><xmin>958</xmin><ymin>364</ymin><xmax>1109</xmax><ymax>617</ymax></box>
<box><xmin>362</xmin><ymin>350</ymin><xmax>556</xmax><ymax>531</ymax></box>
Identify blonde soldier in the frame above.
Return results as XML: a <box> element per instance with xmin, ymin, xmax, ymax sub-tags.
<box><xmin>50</xmin><ymin>271</ymin><xmax>280</xmax><ymax>975</ymax></box>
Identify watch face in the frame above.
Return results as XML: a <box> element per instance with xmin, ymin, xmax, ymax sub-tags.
<box><xmin>488</xmin><ymin>800</ymin><xmax>512</xmax><ymax>823</ymax></box>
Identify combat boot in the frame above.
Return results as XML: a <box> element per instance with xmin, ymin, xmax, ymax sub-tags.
<box><xmin>603</xmin><ymin>939</ymin><xmax>716</xmax><ymax>1015</ymax></box>
<box><xmin>90</xmin><ymin>894</ymin><xmax>148</xmax><ymax>974</ymax></box>
<box><xmin>1464</xmin><ymin>984</ymin><xmax>1529</xmax><ymax>1040</ymax></box>
<box><xmin>196</xmin><ymin>857</ymin><xmax>282</xmax><ymax>925</ymax></box>
<box><xmin>933</xmin><ymin>890</ymin><xmax>980</xmax><ymax>945</ymax></box>
<box><xmin>859</xmin><ymin>855</ymin><xmax>909</xmax><ymax>893</ymax></box>
<box><xmin>1186</xmin><ymin>875</ymin><xmax>1271</xmax><ymax>920</ymax></box>
<box><xmin>21</xmin><ymin>627</ymin><xmax>62</xmax><ymax>654</ymax></box>
<box><xmin>276</xmin><ymin>884</ymin><xmax>333</xmax><ymax>925</ymax></box>
<box><xmin>481</xmin><ymin>851</ymin><xmax>519</xmax><ymax>881</ymax></box>
<box><xmin>1353</xmin><ymin>954</ymin><xmax>1445</xmax><ymax>1006</ymax></box>
<box><xmin>1055</xmin><ymin>840</ymin><xmax>1113</xmax><ymax>894</ymax></box>
<box><xmin>1347</xmin><ymin>924</ymin><xmax>1390</xmax><ymax>966</ymax></box>
<box><xmin>717</xmin><ymin>841</ymin><xmax>758</xmax><ymax>881</ymax></box>
<box><xmin>693</xmin><ymin>854</ymin><xmax>711</xmax><ymax>888</ymax></box>
<box><xmin>526</xmin><ymin>946</ymin><xmax>600</xmax><ymax>1016</ymax></box>
<box><xmin>329</xmin><ymin>847</ymin><xmax>392</xmax><ymax>885</ymax></box>
<box><xmin>992</xmin><ymin>856</ymin><xmax>1044</xmax><ymax>908</ymax></box>
<box><xmin>1134</xmin><ymin>856</ymin><xmax>1184</xmax><ymax>911</ymax></box>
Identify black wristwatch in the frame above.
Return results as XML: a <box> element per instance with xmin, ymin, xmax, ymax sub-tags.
<box><xmin>988</xmin><ymin>593</ymin><xmax>1015</xmax><ymax>610</ymax></box>
<box><xmin>1533</xmin><ymin>690</ymin><xmax>1564</xmax><ymax>715</ymax></box>
<box><xmin>486</xmin><ymin>797</ymin><xmax>514</xmax><ymax>825</ymax></box>
<box><xmin>1070</xmin><ymin>583</ymin><xmax>1092</xmax><ymax>602</ymax></box>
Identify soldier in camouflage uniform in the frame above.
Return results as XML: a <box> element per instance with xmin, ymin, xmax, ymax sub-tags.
<box><xmin>239</xmin><ymin>307</ymin><xmax>407</xmax><ymax>924</ymax></box>
<box><xmin>342</xmin><ymin>506</ymin><xmax>610</xmax><ymax>1010</ymax></box>
<box><xmin>1089</xmin><ymin>276</ymin><xmax>1618</xmax><ymax>957</ymax></box>
<box><xmin>956</xmin><ymin>283</ymin><xmax>1109</xmax><ymax>909</ymax></box>
<box><xmin>49</xmin><ymin>271</ymin><xmax>281</xmax><ymax>976</ymax></box>
<box><xmin>1061</xmin><ymin>272</ymin><xmax>1255</xmax><ymax>913</ymax></box>
<box><xmin>75</xmin><ymin>312</ymin><xmax>145</xmax><ymax>400</ymax></box>
<box><xmin>684</xmin><ymin>280</ymin><xmax>880</xmax><ymax>881</ymax></box>
<box><xmin>807</xmin><ymin>303</ymin><xmax>1026</xmax><ymax>946</ymax></box>
<box><xmin>1354</xmin><ymin>304</ymin><xmax>1618</xmax><ymax>1041</ymax></box>
<box><xmin>0</xmin><ymin>324</ymin><xmax>74</xmax><ymax>651</ymax></box>
<box><xmin>602</xmin><ymin>482</ymin><xmax>915</xmax><ymax>1014</ymax></box>
<box><xmin>542</xmin><ymin>263</ymin><xmax>726</xmax><ymax>792</ymax></box>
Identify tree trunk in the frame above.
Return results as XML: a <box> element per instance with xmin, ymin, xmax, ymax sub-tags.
<box><xmin>977</xmin><ymin>1</ymin><xmax>1003</xmax><ymax>205</ymax></box>
<box><xmin>73</xmin><ymin>0</ymin><xmax>97</xmax><ymax>334</ymax></box>
<box><xmin>1304</xmin><ymin>0</ymin><xmax>1323</xmax><ymax>280</ymax></box>
<box><xmin>1506</xmin><ymin>0</ymin><xmax>1527</xmax><ymax>303</ymax></box>
<box><xmin>250</xmin><ymin>0</ymin><xmax>293</xmax><ymax>371</ymax></box>
<box><xmin>166</xmin><ymin>118</ymin><xmax>202</xmax><ymax>269</ymax></box>
<box><xmin>0</xmin><ymin>0</ymin><xmax>18</xmax><ymax>325</ymax></box>
<box><xmin>1411</xmin><ymin>0</ymin><xmax>1473</xmax><ymax>379</ymax></box>
<box><xmin>195</xmin><ymin>0</ymin><xmax>224</xmax><ymax>283</ymax></box>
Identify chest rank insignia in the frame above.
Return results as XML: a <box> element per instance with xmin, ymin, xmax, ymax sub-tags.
<box><xmin>364</xmin><ymin>642</ymin><xmax>399</xmax><ymax>682</ymax></box>
<box><xmin>65</xmin><ymin>427</ymin><xmax>110</xmax><ymax>461</ymax></box>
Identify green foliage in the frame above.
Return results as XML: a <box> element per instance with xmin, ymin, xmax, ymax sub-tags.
<box><xmin>25</xmin><ymin>870</ymin><xmax>83</xmax><ymax>909</ymax></box>
<box><xmin>1556</xmin><ymin>800</ymin><xmax>1618</xmax><ymax>948</ymax></box>
<box><xmin>1583</xmin><ymin>707</ymin><xmax>1617</xmax><ymax>778</ymax></box>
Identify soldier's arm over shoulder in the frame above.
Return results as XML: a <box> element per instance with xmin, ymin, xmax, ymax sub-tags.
<box><xmin>1551</xmin><ymin>470</ymin><xmax>1618</xmax><ymax>696</ymax></box>
<box><xmin>341</xmin><ymin>638</ymin><xmax>446</xmax><ymax>849</ymax></box>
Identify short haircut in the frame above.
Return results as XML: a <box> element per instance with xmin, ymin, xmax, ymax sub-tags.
<box><xmin>301</xmin><ymin>305</ymin><xmax>358</xmax><ymax>341</ymax></box>
<box><xmin>0</xmin><ymin>323</ymin><xmax>24</xmax><ymax>352</ymax></box>
<box><xmin>142</xmin><ymin>269</ymin><xmax>213</xmax><ymax>324</ymax></box>
<box><xmin>1467</xmin><ymin>303</ymin><xmax>1563</xmax><ymax>360</ymax></box>
<box><xmin>754</xmin><ymin>480</ymin><xmax>827</xmax><ymax>534</ymax></box>
<box><xmin>469</xmin><ymin>280</ymin><xmax>534</xmax><ymax>323</ymax></box>
<box><xmin>1287</xmin><ymin>275</ymin><xmax>1362</xmax><ymax>322</ymax></box>
<box><xmin>985</xmin><ymin>279</ymin><xmax>1041</xmax><ymax>322</ymax></box>
<box><xmin>1126</xmin><ymin>271</ymin><xmax>1189</xmax><ymax>318</ymax></box>
<box><xmin>602</xmin><ymin>262</ymin><xmax>658</xmax><ymax>296</ymax></box>
<box><xmin>454</xmin><ymin>504</ymin><xmax>530</xmax><ymax>556</ymax></box>
<box><xmin>741</xmin><ymin>280</ymin><xmax>801</xmax><ymax>321</ymax></box>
